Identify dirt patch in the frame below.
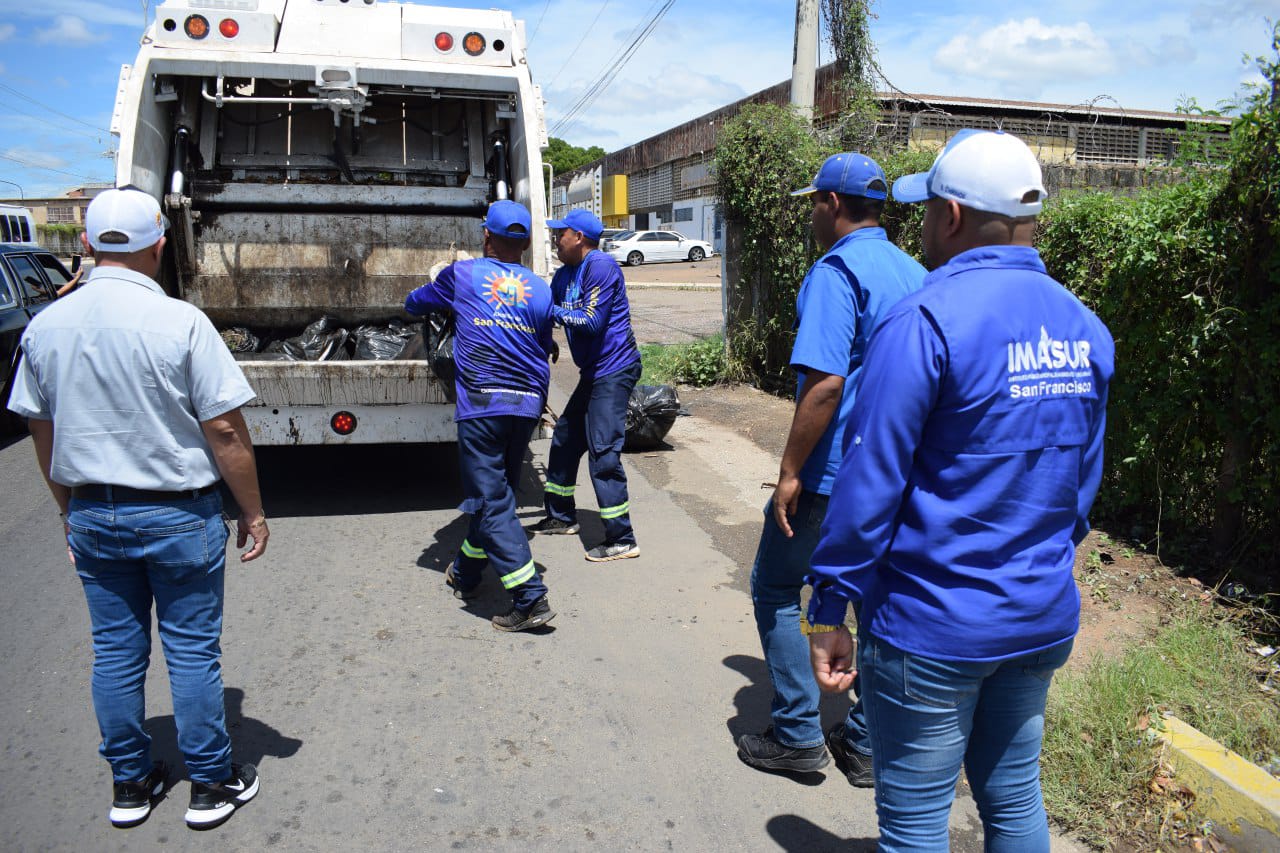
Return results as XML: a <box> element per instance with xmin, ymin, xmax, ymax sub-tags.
<box><xmin>662</xmin><ymin>380</ymin><xmax>1199</xmax><ymax>668</ymax></box>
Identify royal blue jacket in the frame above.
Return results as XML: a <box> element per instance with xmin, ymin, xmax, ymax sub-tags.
<box><xmin>550</xmin><ymin>250</ymin><xmax>640</xmax><ymax>379</ymax></box>
<box><xmin>790</xmin><ymin>227</ymin><xmax>926</xmax><ymax>495</ymax></box>
<box><xmin>807</xmin><ymin>245</ymin><xmax>1114</xmax><ymax>662</ymax></box>
<box><xmin>405</xmin><ymin>257</ymin><xmax>554</xmax><ymax>422</ymax></box>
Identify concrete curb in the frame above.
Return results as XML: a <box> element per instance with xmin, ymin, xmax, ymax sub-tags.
<box><xmin>624</xmin><ymin>281</ymin><xmax>720</xmax><ymax>290</ymax></box>
<box><xmin>1156</xmin><ymin>713</ymin><xmax>1280</xmax><ymax>851</ymax></box>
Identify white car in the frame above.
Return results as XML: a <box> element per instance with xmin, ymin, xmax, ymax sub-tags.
<box><xmin>603</xmin><ymin>230</ymin><xmax>714</xmax><ymax>266</ymax></box>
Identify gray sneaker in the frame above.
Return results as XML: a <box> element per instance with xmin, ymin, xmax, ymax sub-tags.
<box><xmin>492</xmin><ymin>596</ymin><xmax>556</xmax><ymax>632</ymax></box>
<box><xmin>585</xmin><ymin>541</ymin><xmax>640</xmax><ymax>562</ymax></box>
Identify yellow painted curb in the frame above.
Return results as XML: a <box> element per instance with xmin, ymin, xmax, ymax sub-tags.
<box><xmin>1156</xmin><ymin>713</ymin><xmax>1280</xmax><ymax>851</ymax></box>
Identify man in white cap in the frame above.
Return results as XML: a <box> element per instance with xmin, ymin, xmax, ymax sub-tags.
<box><xmin>736</xmin><ymin>153</ymin><xmax>924</xmax><ymax>785</ymax></box>
<box><xmin>7</xmin><ymin>186</ymin><xmax>268</xmax><ymax>830</ymax></box>
<box><xmin>804</xmin><ymin>131</ymin><xmax>1114</xmax><ymax>849</ymax></box>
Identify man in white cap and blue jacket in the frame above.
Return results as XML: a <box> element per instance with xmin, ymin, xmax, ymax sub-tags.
<box><xmin>806</xmin><ymin>130</ymin><xmax>1114</xmax><ymax>850</ymax></box>
<box><xmin>736</xmin><ymin>153</ymin><xmax>925</xmax><ymax>784</ymax></box>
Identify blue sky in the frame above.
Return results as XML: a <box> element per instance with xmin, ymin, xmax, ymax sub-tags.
<box><xmin>0</xmin><ymin>0</ymin><xmax>1273</xmax><ymax>200</ymax></box>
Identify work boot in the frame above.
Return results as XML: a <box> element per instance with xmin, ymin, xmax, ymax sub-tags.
<box><xmin>736</xmin><ymin>727</ymin><xmax>830</xmax><ymax>773</ymax></box>
<box><xmin>584</xmin><ymin>541</ymin><xmax>640</xmax><ymax>562</ymax></box>
<box><xmin>529</xmin><ymin>517</ymin><xmax>580</xmax><ymax>535</ymax></box>
<box><xmin>185</xmin><ymin>763</ymin><xmax>260</xmax><ymax>830</ymax></box>
<box><xmin>826</xmin><ymin>724</ymin><xmax>874</xmax><ymax>787</ymax></box>
<box><xmin>109</xmin><ymin>761</ymin><xmax>168</xmax><ymax>828</ymax></box>
<box><xmin>492</xmin><ymin>596</ymin><xmax>556</xmax><ymax>632</ymax></box>
<box><xmin>444</xmin><ymin>566</ymin><xmax>477</xmax><ymax>600</ymax></box>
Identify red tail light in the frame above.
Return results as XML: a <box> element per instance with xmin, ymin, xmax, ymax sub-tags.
<box><xmin>330</xmin><ymin>411</ymin><xmax>358</xmax><ymax>436</ymax></box>
<box><xmin>219</xmin><ymin>18</ymin><xmax>239</xmax><ymax>38</ymax></box>
<box><xmin>185</xmin><ymin>14</ymin><xmax>210</xmax><ymax>39</ymax></box>
<box><xmin>435</xmin><ymin>32</ymin><xmax>454</xmax><ymax>52</ymax></box>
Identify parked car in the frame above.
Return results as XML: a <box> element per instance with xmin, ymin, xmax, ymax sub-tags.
<box><xmin>604</xmin><ymin>230</ymin><xmax>714</xmax><ymax>266</ymax></box>
<box><xmin>599</xmin><ymin>228</ymin><xmax>626</xmax><ymax>244</ymax></box>
<box><xmin>1</xmin><ymin>245</ymin><xmax>77</xmax><ymax>435</ymax></box>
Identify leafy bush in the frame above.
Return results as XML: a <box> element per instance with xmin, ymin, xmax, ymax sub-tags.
<box><xmin>639</xmin><ymin>335</ymin><xmax>730</xmax><ymax>387</ymax></box>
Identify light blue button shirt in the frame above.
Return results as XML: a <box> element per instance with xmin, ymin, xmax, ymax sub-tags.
<box><xmin>7</xmin><ymin>266</ymin><xmax>255</xmax><ymax>490</ymax></box>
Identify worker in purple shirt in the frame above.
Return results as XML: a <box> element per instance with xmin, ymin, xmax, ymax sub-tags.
<box><xmin>530</xmin><ymin>208</ymin><xmax>642</xmax><ymax>563</ymax></box>
<box><xmin>404</xmin><ymin>200</ymin><xmax>557</xmax><ymax>632</ymax></box>
<box><xmin>806</xmin><ymin>130</ymin><xmax>1114</xmax><ymax>851</ymax></box>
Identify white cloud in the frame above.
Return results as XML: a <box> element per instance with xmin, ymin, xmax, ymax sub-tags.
<box><xmin>2</xmin><ymin>147</ymin><xmax>69</xmax><ymax>171</ymax></box>
<box><xmin>1191</xmin><ymin>0</ymin><xmax>1274</xmax><ymax>30</ymax></box>
<box><xmin>36</xmin><ymin>16</ymin><xmax>108</xmax><ymax>45</ymax></box>
<box><xmin>0</xmin><ymin>24</ymin><xmax>15</xmax><ymax>42</ymax></box>
<box><xmin>9</xmin><ymin>1</ymin><xmax>140</xmax><ymax>29</ymax></box>
<box><xmin>933</xmin><ymin>18</ymin><xmax>1117</xmax><ymax>98</ymax></box>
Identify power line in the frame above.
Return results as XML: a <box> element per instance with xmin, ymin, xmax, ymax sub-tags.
<box><xmin>0</xmin><ymin>100</ymin><xmax>107</xmax><ymax>142</ymax></box>
<box><xmin>0</xmin><ymin>82</ymin><xmax>111</xmax><ymax>134</ymax></box>
<box><xmin>527</xmin><ymin>0</ymin><xmax>552</xmax><ymax>45</ymax></box>
<box><xmin>545</xmin><ymin>0</ymin><xmax>613</xmax><ymax>90</ymax></box>
<box><xmin>551</xmin><ymin>0</ymin><xmax>677</xmax><ymax>137</ymax></box>
<box><xmin>0</xmin><ymin>153</ymin><xmax>104</xmax><ymax>183</ymax></box>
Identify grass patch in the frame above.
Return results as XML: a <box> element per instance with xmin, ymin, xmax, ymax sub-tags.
<box><xmin>1043</xmin><ymin>607</ymin><xmax>1280</xmax><ymax>848</ymax></box>
<box><xmin>639</xmin><ymin>335</ymin><xmax>732</xmax><ymax>387</ymax></box>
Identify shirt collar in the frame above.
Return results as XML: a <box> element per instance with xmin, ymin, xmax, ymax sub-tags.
<box><xmin>927</xmin><ymin>244</ymin><xmax>1046</xmax><ymax>285</ymax></box>
<box><xmin>86</xmin><ymin>265</ymin><xmax>165</xmax><ymax>295</ymax></box>
<box><xmin>825</xmin><ymin>226</ymin><xmax>887</xmax><ymax>256</ymax></box>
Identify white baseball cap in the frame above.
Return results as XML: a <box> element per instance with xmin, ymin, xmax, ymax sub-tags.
<box><xmin>891</xmin><ymin>129</ymin><xmax>1047</xmax><ymax>218</ymax></box>
<box><xmin>85</xmin><ymin>187</ymin><xmax>170</xmax><ymax>252</ymax></box>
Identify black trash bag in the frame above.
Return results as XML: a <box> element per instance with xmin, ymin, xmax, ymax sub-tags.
<box><xmin>293</xmin><ymin>315</ymin><xmax>349</xmax><ymax>361</ymax></box>
<box><xmin>220</xmin><ymin>327</ymin><xmax>260</xmax><ymax>353</ymax></box>
<box><xmin>624</xmin><ymin>384</ymin><xmax>681</xmax><ymax>451</ymax></box>
<box><xmin>431</xmin><ymin>316</ymin><xmax>457</xmax><ymax>403</ymax></box>
<box><xmin>353</xmin><ymin>318</ymin><xmax>420</xmax><ymax>360</ymax></box>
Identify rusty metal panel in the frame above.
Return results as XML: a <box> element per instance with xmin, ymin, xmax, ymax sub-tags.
<box><xmin>184</xmin><ymin>210</ymin><xmax>480</xmax><ymax>326</ymax></box>
<box><xmin>238</xmin><ymin>361</ymin><xmax>450</xmax><ymax>407</ymax></box>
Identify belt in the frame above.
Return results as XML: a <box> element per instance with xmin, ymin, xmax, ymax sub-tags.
<box><xmin>71</xmin><ymin>483</ymin><xmax>220</xmax><ymax>503</ymax></box>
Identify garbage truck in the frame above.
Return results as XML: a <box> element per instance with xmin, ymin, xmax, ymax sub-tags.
<box><xmin>110</xmin><ymin>0</ymin><xmax>550</xmax><ymax>443</ymax></box>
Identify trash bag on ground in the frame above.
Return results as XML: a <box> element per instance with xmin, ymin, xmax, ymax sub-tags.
<box><xmin>353</xmin><ymin>318</ymin><xmax>421</xmax><ymax>360</ymax></box>
<box><xmin>624</xmin><ymin>384</ymin><xmax>681</xmax><ymax>450</ymax></box>
<box><xmin>220</xmin><ymin>327</ymin><xmax>260</xmax><ymax>354</ymax></box>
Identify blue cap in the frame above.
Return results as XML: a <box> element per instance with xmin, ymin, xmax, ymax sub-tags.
<box><xmin>791</xmin><ymin>153</ymin><xmax>888</xmax><ymax>199</ymax></box>
<box><xmin>546</xmin><ymin>208</ymin><xmax>604</xmax><ymax>241</ymax></box>
<box><xmin>482</xmin><ymin>200</ymin><xmax>532</xmax><ymax>239</ymax></box>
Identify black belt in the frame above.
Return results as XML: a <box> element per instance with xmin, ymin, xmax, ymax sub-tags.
<box><xmin>72</xmin><ymin>483</ymin><xmax>220</xmax><ymax>503</ymax></box>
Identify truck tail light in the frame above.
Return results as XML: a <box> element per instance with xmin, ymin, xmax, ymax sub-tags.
<box><xmin>219</xmin><ymin>18</ymin><xmax>240</xmax><ymax>38</ymax></box>
<box><xmin>435</xmin><ymin>32</ymin><xmax>454</xmax><ymax>52</ymax></box>
<box><xmin>331</xmin><ymin>411</ymin><xmax>358</xmax><ymax>436</ymax></box>
<box><xmin>184</xmin><ymin>14</ymin><xmax>210</xmax><ymax>39</ymax></box>
<box><xmin>463</xmin><ymin>32</ymin><xmax>485</xmax><ymax>56</ymax></box>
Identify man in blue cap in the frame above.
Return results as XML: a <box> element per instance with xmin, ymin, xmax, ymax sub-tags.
<box><xmin>806</xmin><ymin>130</ymin><xmax>1113</xmax><ymax>848</ymax></box>
<box><xmin>405</xmin><ymin>200</ymin><xmax>557</xmax><ymax>632</ymax></box>
<box><xmin>736</xmin><ymin>154</ymin><xmax>925</xmax><ymax>786</ymax></box>
<box><xmin>531</xmin><ymin>208</ymin><xmax>642</xmax><ymax>562</ymax></box>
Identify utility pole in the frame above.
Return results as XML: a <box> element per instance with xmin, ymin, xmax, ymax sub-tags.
<box><xmin>790</xmin><ymin>0</ymin><xmax>819</xmax><ymax>123</ymax></box>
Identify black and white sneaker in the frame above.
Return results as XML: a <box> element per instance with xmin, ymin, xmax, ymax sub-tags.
<box><xmin>109</xmin><ymin>761</ymin><xmax>168</xmax><ymax>828</ymax></box>
<box><xmin>529</xmin><ymin>517</ymin><xmax>581</xmax><ymax>535</ymax></box>
<box><xmin>491</xmin><ymin>596</ymin><xmax>556</xmax><ymax>632</ymax></box>
<box><xmin>185</xmin><ymin>763</ymin><xmax>259</xmax><ymax>830</ymax></box>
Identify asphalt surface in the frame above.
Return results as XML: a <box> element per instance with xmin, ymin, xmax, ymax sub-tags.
<box><xmin>0</xmin><ymin>281</ymin><xmax>1085</xmax><ymax>851</ymax></box>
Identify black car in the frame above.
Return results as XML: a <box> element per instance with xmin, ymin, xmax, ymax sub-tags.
<box><xmin>1</xmin><ymin>245</ymin><xmax>78</xmax><ymax>435</ymax></box>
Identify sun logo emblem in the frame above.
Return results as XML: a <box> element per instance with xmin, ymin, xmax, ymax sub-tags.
<box><xmin>484</xmin><ymin>271</ymin><xmax>530</xmax><ymax>307</ymax></box>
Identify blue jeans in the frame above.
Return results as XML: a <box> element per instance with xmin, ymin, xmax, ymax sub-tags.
<box><xmin>544</xmin><ymin>360</ymin><xmax>641</xmax><ymax>545</ymax></box>
<box><xmin>66</xmin><ymin>492</ymin><xmax>233</xmax><ymax>784</ymax></box>
<box><xmin>859</xmin><ymin>633</ymin><xmax>1074</xmax><ymax>852</ymax></box>
<box><xmin>455</xmin><ymin>416</ymin><xmax>547</xmax><ymax>610</ymax></box>
<box><xmin>750</xmin><ymin>490</ymin><xmax>870</xmax><ymax>752</ymax></box>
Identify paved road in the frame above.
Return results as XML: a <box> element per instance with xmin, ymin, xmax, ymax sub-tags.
<box><xmin>0</xmin><ymin>286</ymin><xmax>1085</xmax><ymax>851</ymax></box>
